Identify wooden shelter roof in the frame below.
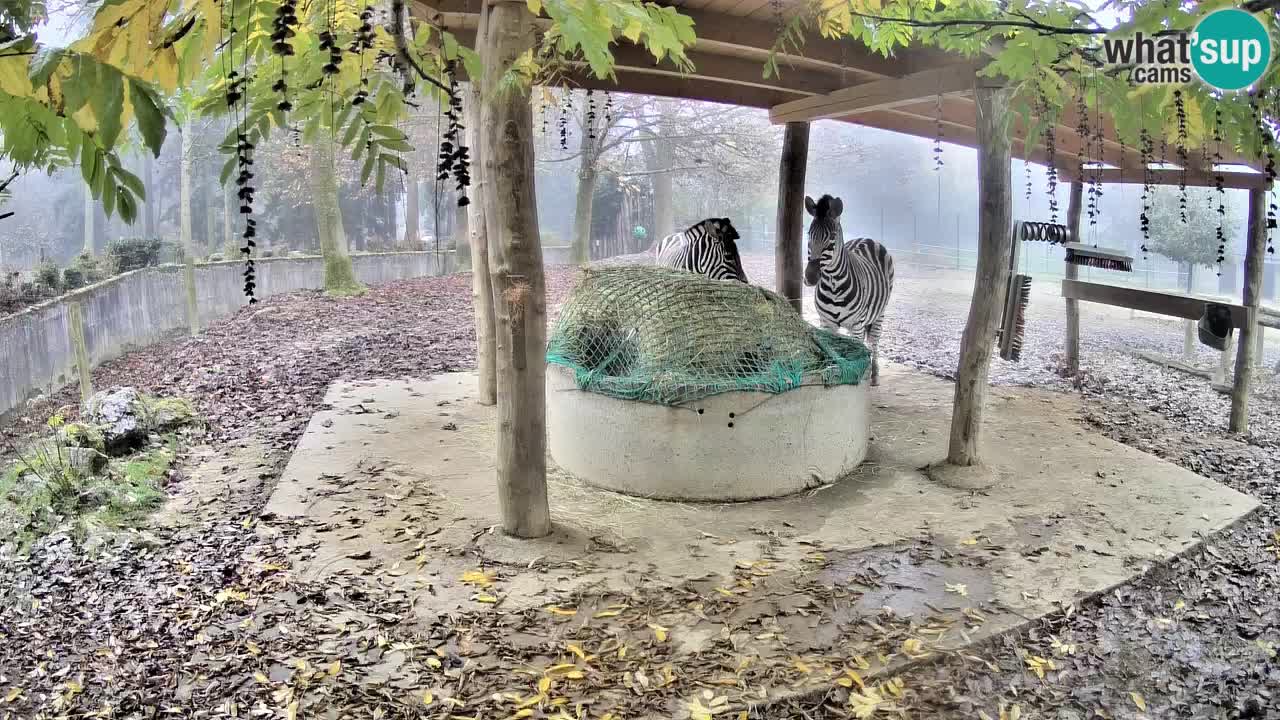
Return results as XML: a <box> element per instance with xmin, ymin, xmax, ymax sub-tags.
<box><xmin>418</xmin><ymin>0</ymin><xmax>1267</xmax><ymax>188</ymax></box>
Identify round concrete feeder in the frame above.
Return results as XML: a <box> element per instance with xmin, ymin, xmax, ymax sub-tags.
<box><xmin>546</xmin><ymin>365</ymin><xmax>870</xmax><ymax>501</ymax></box>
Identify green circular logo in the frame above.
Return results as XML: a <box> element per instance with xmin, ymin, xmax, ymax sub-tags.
<box><xmin>1192</xmin><ymin>9</ymin><xmax>1271</xmax><ymax>91</ymax></box>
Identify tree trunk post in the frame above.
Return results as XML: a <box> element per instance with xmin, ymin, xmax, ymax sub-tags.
<box><xmin>946</xmin><ymin>79</ymin><xmax>1013</xmax><ymax>467</ymax></box>
<box><xmin>480</xmin><ymin>0</ymin><xmax>550</xmax><ymax>538</ymax></box>
<box><xmin>1063</xmin><ymin>181</ymin><xmax>1083</xmax><ymax>374</ymax></box>
<box><xmin>404</xmin><ymin>163</ymin><xmax>420</xmax><ymax>247</ymax></box>
<box><xmin>310</xmin><ymin>132</ymin><xmax>364</xmax><ymax>295</ymax></box>
<box><xmin>466</xmin><ymin>78</ymin><xmax>497</xmax><ymax>404</ymax></box>
<box><xmin>653</xmin><ymin>133</ymin><xmax>674</xmax><ymax>240</ymax></box>
<box><xmin>775</xmin><ymin>121</ymin><xmax>810</xmax><ymax>314</ymax></box>
<box><xmin>1182</xmin><ymin>262</ymin><xmax>1196</xmax><ymax>361</ymax></box>
<box><xmin>1229</xmin><ymin>186</ymin><xmax>1267</xmax><ymax>433</ymax></box>
<box><xmin>67</xmin><ymin>301</ymin><xmax>93</xmax><ymax>405</ymax></box>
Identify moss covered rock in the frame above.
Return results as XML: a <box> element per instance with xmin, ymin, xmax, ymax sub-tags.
<box><xmin>57</xmin><ymin>422</ymin><xmax>106</xmax><ymax>452</ymax></box>
<box><xmin>140</xmin><ymin>396</ymin><xmax>198</xmax><ymax>432</ymax></box>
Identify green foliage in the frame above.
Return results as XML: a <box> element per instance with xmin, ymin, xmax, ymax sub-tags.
<box><xmin>790</xmin><ymin>0</ymin><xmax>1278</xmax><ymax>166</ymax></box>
<box><xmin>33</xmin><ymin>258</ymin><xmax>59</xmax><ymax>290</ymax></box>
<box><xmin>70</xmin><ymin>251</ymin><xmax>107</xmax><ymax>285</ymax></box>
<box><xmin>106</xmin><ymin>237</ymin><xmax>164</xmax><ymax>272</ymax></box>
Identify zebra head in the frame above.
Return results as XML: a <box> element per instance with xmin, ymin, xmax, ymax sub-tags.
<box><xmin>693</xmin><ymin>217</ymin><xmax>749</xmax><ymax>283</ymax></box>
<box><xmin>803</xmin><ymin>194</ymin><xmax>843</xmax><ymax>286</ymax></box>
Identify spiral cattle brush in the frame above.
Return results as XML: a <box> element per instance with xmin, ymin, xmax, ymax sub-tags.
<box><xmin>1063</xmin><ymin>242</ymin><xmax>1134</xmax><ymax>272</ymax></box>
<box><xmin>998</xmin><ymin>273</ymin><xmax>1032</xmax><ymax>361</ymax></box>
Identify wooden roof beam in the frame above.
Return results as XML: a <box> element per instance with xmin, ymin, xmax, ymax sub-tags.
<box><xmin>1065</xmin><ymin>167</ymin><xmax>1270</xmax><ymax>190</ymax></box>
<box><xmin>768</xmin><ymin>62</ymin><xmax>985</xmax><ymax>125</ymax></box>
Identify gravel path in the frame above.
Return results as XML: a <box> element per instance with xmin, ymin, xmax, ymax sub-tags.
<box><xmin>1</xmin><ymin>257</ymin><xmax>1278</xmax><ymax>719</ymax></box>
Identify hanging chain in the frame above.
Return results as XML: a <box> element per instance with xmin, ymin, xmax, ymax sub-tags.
<box><xmin>1174</xmin><ymin>89</ymin><xmax>1188</xmax><ymax>224</ymax></box>
<box><xmin>1139</xmin><ymin>128</ymin><xmax>1152</xmax><ymax>255</ymax></box>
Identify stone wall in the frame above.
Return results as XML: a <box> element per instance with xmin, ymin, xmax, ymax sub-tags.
<box><xmin>0</xmin><ymin>252</ymin><xmax>453</xmax><ymax>418</ymax></box>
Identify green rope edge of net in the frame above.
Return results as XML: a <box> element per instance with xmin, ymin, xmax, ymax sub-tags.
<box><xmin>546</xmin><ymin>326</ymin><xmax>872</xmax><ymax>407</ymax></box>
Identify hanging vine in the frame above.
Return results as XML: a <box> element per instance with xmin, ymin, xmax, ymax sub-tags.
<box><xmin>1076</xmin><ymin>77</ymin><xmax>1094</xmax><ymax>227</ymax></box>
<box><xmin>1139</xmin><ymin>128</ymin><xmax>1152</xmax><ymax>255</ymax></box>
<box><xmin>1091</xmin><ymin>77</ymin><xmax>1104</xmax><ymax>225</ymax></box>
<box><xmin>228</xmin><ymin>0</ymin><xmax>258</xmax><ymax>302</ymax></box>
<box><xmin>558</xmin><ymin>90</ymin><xmax>570</xmax><ymax>150</ymax></box>
<box><xmin>1213</xmin><ymin>107</ymin><xmax>1227</xmax><ymax>269</ymax></box>
<box><xmin>933</xmin><ymin>91</ymin><xmax>944</xmax><ymax>171</ymax></box>
<box><xmin>604</xmin><ymin>90</ymin><xmax>613</xmax><ymax>124</ymax></box>
<box><xmin>586</xmin><ymin>88</ymin><xmax>597</xmax><ymax>140</ymax></box>
<box><xmin>1269</xmin><ymin>89</ymin><xmax>1278</xmax><ymax>255</ymax></box>
<box><xmin>435</xmin><ymin>61</ymin><xmax>470</xmax><ymax>207</ymax></box>
<box><xmin>1174</xmin><ymin>90</ymin><xmax>1188</xmax><ymax>224</ymax></box>
<box><xmin>1039</xmin><ymin>90</ymin><xmax>1058</xmax><ymax>223</ymax></box>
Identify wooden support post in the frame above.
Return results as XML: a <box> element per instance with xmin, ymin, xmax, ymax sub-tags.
<box><xmin>480</xmin><ymin>0</ymin><xmax>551</xmax><ymax>538</ymax></box>
<box><xmin>1063</xmin><ymin>181</ymin><xmax>1083</xmax><ymax>376</ymax></box>
<box><xmin>946</xmin><ymin>80</ymin><xmax>1012</xmax><ymax>467</ymax></box>
<box><xmin>466</xmin><ymin>6</ymin><xmax>496</xmax><ymax>406</ymax></box>
<box><xmin>1229</xmin><ymin>186</ymin><xmax>1267</xmax><ymax>433</ymax></box>
<box><xmin>67</xmin><ymin>301</ymin><xmax>92</xmax><ymax>404</ymax></box>
<box><xmin>775</xmin><ymin>121</ymin><xmax>809</xmax><ymax>313</ymax></box>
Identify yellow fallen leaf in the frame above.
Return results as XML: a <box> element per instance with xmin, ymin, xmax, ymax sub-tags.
<box><xmin>1130</xmin><ymin>691</ymin><xmax>1147</xmax><ymax>712</ymax></box>
<box><xmin>792</xmin><ymin>656</ymin><xmax>812</xmax><ymax>674</ymax></box>
<box><xmin>427</xmin><ymin>657</ymin><xmax>442</xmax><ymax>669</ymax></box>
<box><xmin>960</xmin><ymin>537</ymin><xmax>979</xmax><ymax>545</ymax></box>
<box><xmin>246</xmin><ymin>640</ymin><xmax>261</xmax><ymax>655</ymax></box>
<box><xmin>901</xmin><ymin>638</ymin><xmax>930</xmax><ymax>659</ymax></box>
<box><xmin>475</xmin><ymin>593</ymin><xmax>498</xmax><ymax>603</ymax></box>
<box><xmin>1174</xmin><ymin>599</ymin><xmax>1186</xmax><ymax>611</ymax></box>
<box><xmin>565</xmin><ymin>643</ymin><xmax>586</xmax><ymax>660</ymax></box>
<box><xmin>1255</xmin><ymin>639</ymin><xmax>1277</xmax><ymax>659</ymax></box>
<box><xmin>848</xmin><ymin>688</ymin><xmax>885</xmax><ymax>719</ymax></box>
<box><xmin>511</xmin><ymin>710</ymin><xmax>534</xmax><ymax>719</ymax></box>
<box><xmin>1024</xmin><ymin>655</ymin><xmax>1055</xmax><ymax>679</ymax></box>
<box><xmin>851</xmin><ymin>655</ymin><xmax>871</xmax><ymax>670</ymax></box>
<box><xmin>545</xmin><ymin>606</ymin><xmax>577</xmax><ymax>616</ymax></box>
<box><xmin>546</xmin><ymin>663</ymin><xmax>578</xmax><ymax>675</ymax></box>
<box><xmin>327</xmin><ymin>660</ymin><xmax>342</xmax><ymax>676</ymax></box>
<box><xmin>593</xmin><ymin>609</ymin><xmax>621</xmax><ymax>618</ymax></box>
<box><xmin>461</xmin><ymin>570</ymin><xmax>494</xmax><ymax>587</ymax></box>
<box><xmin>945</xmin><ymin>582</ymin><xmax>968</xmax><ymax>597</ymax></box>
<box><xmin>649</xmin><ymin>624</ymin><xmax>669</xmax><ymax>643</ymax></box>
<box><xmin>286</xmin><ymin>700</ymin><xmax>299</xmax><ymax>720</ymax></box>
<box><xmin>253</xmin><ymin>672</ymin><xmax>269</xmax><ymax>684</ymax></box>
<box><xmin>715</xmin><ymin>587</ymin><xmax>736</xmax><ymax>597</ymax></box>
<box><xmin>537</xmin><ymin>677</ymin><xmax>552</xmax><ymax>694</ymax></box>
<box><xmin>564</xmin><ymin>670</ymin><xmax>585</xmax><ymax>680</ymax></box>
<box><xmin>423</xmin><ymin>692</ymin><xmax>434</xmax><ymax>705</ymax></box>
<box><xmin>617</xmin><ymin>644</ymin><xmax>627</xmax><ymax>659</ymax></box>
<box><xmin>4</xmin><ymin>688</ymin><xmax>22</xmax><ymax>702</ymax></box>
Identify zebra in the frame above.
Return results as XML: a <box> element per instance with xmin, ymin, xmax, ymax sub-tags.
<box><xmin>803</xmin><ymin>194</ymin><xmax>894</xmax><ymax>387</ymax></box>
<box><xmin>653</xmin><ymin>217</ymin><xmax>748</xmax><ymax>282</ymax></box>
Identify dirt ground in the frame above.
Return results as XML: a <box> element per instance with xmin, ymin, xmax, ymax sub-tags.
<box><xmin>1</xmin><ymin>256</ymin><xmax>1278</xmax><ymax>719</ymax></box>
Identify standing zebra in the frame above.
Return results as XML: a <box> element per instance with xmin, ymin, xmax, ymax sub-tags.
<box><xmin>653</xmin><ymin>217</ymin><xmax>748</xmax><ymax>282</ymax></box>
<box><xmin>803</xmin><ymin>194</ymin><xmax>894</xmax><ymax>386</ymax></box>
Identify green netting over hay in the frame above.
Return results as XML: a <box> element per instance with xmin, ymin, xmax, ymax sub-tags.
<box><xmin>546</xmin><ymin>265</ymin><xmax>871</xmax><ymax>406</ymax></box>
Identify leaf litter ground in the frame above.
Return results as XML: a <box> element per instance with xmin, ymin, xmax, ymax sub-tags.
<box><xmin>0</xmin><ymin>258</ymin><xmax>1278</xmax><ymax>719</ymax></box>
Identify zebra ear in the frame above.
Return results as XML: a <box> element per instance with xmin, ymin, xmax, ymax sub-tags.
<box><xmin>830</xmin><ymin>197</ymin><xmax>844</xmax><ymax>218</ymax></box>
<box><xmin>804</xmin><ymin>196</ymin><xmax>817</xmax><ymax>216</ymax></box>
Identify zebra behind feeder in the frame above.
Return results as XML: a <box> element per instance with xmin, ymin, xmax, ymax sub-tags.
<box><xmin>803</xmin><ymin>194</ymin><xmax>895</xmax><ymax>387</ymax></box>
<box><xmin>653</xmin><ymin>217</ymin><xmax>749</xmax><ymax>282</ymax></box>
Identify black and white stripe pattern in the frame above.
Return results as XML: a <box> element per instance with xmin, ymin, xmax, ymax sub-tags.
<box><xmin>803</xmin><ymin>194</ymin><xmax>894</xmax><ymax>386</ymax></box>
<box><xmin>653</xmin><ymin>217</ymin><xmax>748</xmax><ymax>282</ymax></box>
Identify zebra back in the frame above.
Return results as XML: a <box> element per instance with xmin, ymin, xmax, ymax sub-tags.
<box><xmin>653</xmin><ymin>219</ymin><xmax>748</xmax><ymax>282</ymax></box>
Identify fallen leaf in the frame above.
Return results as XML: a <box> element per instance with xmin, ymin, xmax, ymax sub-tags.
<box><xmin>1130</xmin><ymin>691</ymin><xmax>1147</xmax><ymax>712</ymax></box>
<box><xmin>945</xmin><ymin>582</ymin><xmax>968</xmax><ymax>597</ymax></box>
<box><xmin>545</xmin><ymin>606</ymin><xmax>577</xmax><ymax>616</ymax></box>
<box><xmin>649</xmin><ymin>624</ymin><xmax>669</xmax><ymax>642</ymax></box>
<box><xmin>461</xmin><ymin>570</ymin><xmax>494</xmax><ymax>587</ymax></box>
<box><xmin>474</xmin><ymin>593</ymin><xmax>498</xmax><ymax>603</ymax></box>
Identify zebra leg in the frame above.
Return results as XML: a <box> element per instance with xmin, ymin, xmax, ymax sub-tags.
<box><xmin>866</xmin><ymin>320</ymin><xmax>884</xmax><ymax>387</ymax></box>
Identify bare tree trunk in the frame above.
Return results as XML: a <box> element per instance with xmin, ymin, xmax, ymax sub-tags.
<box><xmin>467</xmin><ymin>76</ymin><xmax>496</xmax><ymax>405</ymax></box>
<box><xmin>775</xmin><ymin>121</ymin><xmax>809</xmax><ymax>313</ymax></box>
<box><xmin>572</xmin><ymin>105</ymin><xmax>599</xmax><ymax>264</ymax></box>
<box><xmin>946</xmin><ymin>80</ymin><xmax>1013</xmax><ymax>467</ymax></box>
<box><xmin>142</xmin><ymin>152</ymin><xmax>156</xmax><ymax>238</ymax></box>
<box><xmin>480</xmin><ymin>0</ymin><xmax>550</xmax><ymax>538</ymax></box>
<box><xmin>571</xmin><ymin>159</ymin><xmax>597</xmax><ymax>264</ymax></box>
<box><xmin>404</xmin><ymin>164</ymin><xmax>420</xmax><ymax>247</ymax></box>
<box><xmin>1064</xmin><ymin>181</ymin><xmax>1082</xmax><ymax>374</ymax></box>
<box><xmin>1182</xmin><ymin>262</ymin><xmax>1195</xmax><ymax>361</ymax></box>
<box><xmin>83</xmin><ymin>185</ymin><xmax>95</xmax><ymax>256</ymax></box>
<box><xmin>1230</xmin><ymin>187</ymin><xmax>1267</xmax><ymax>433</ymax></box>
<box><xmin>310</xmin><ymin>133</ymin><xmax>364</xmax><ymax>295</ymax></box>
<box><xmin>180</xmin><ymin>128</ymin><xmax>199</xmax><ymax>334</ymax></box>
<box><xmin>652</xmin><ymin>133</ymin><xmax>674</xmax><ymax>240</ymax></box>
<box><xmin>223</xmin><ymin>182</ymin><xmax>235</xmax><ymax>258</ymax></box>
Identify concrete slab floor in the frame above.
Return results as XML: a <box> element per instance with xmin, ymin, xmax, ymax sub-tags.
<box><xmin>261</xmin><ymin>364</ymin><xmax>1258</xmax><ymax>705</ymax></box>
